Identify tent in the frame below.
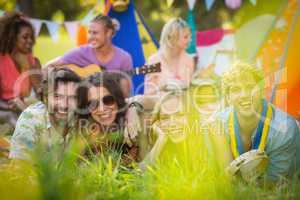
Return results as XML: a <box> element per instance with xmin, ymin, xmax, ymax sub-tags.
<box><xmin>105</xmin><ymin>0</ymin><xmax>159</xmax><ymax>95</ymax></box>
<box><xmin>195</xmin><ymin>0</ymin><xmax>300</xmax><ymax>119</ymax></box>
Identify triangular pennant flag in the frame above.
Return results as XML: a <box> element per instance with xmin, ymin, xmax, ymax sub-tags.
<box><xmin>82</xmin><ymin>9</ymin><xmax>95</xmax><ymax>25</ymax></box>
<box><xmin>0</xmin><ymin>9</ymin><xmax>4</xmax><ymax>17</ymax></box>
<box><xmin>249</xmin><ymin>0</ymin><xmax>257</xmax><ymax>6</ymax></box>
<box><xmin>187</xmin><ymin>0</ymin><xmax>197</xmax><ymax>10</ymax></box>
<box><xmin>29</xmin><ymin>18</ymin><xmax>42</xmax><ymax>37</ymax></box>
<box><xmin>225</xmin><ymin>0</ymin><xmax>242</xmax><ymax>10</ymax></box>
<box><xmin>45</xmin><ymin>21</ymin><xmax>60</xmax><ymax>42</ymax></box>
<box><xmin>76</xmin><ymin>25</ymin><xmax>88</xmax><ymax>46</ymax></box>
<box><xmin>205</xmin><ymin>0</ymin><xmax>215</xmax><ymax>11</ymax></box>
<box><xmin>187</xmin><ymin>9</ymin><xmax>197</xmax><ymax>54</ymax></box>
<box><xmin>167</xmin><ymin>0</ymin><xmax>175</xmax><ymax>8</ymax></box>
<box><xmin>64</xmin><ymin>21</ymin><xmax>79</xmax><ymax>42</ymax></box>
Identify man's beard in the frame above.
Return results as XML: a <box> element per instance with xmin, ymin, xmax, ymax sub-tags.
<box><xmin>50</xmin><ymin>107</ymin><xmax>76</xmax><ymax>128</ymax></box>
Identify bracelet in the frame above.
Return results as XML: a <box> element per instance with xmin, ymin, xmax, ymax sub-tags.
<box><xmin>128</xmin><ymin>102</ymin><xmax>144</xmax><ymax>113</ymax></box>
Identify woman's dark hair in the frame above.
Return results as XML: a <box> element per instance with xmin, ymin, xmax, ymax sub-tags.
<box><xmin>92</xmin><ymin>14</ymin><xmax>119</xmax><ymax>36</ymax></box>
<box><xmin>0</xmin><ymin>11</ymin><xmax>35</xmax><ymax>55</ymax></box>
<box><xmin>78</xmin><ymin>72</ymin><xmax>127</xmax><ymax>128</ymax></box>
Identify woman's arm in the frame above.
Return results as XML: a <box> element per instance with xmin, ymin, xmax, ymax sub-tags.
<box><xmin>0</xmin><ymin>99</ymin><xmax>10</xmax><ymax>110</ymax></box>
<box><xmin>44</xmin><ymin>56</ymin><xmax>65</xmax><ymax>67</ymax></box>
<box><xmin>140</xmin><ymin>124</ymin><xmax>168</xmax><ymax>167</ymax></box>
<box><xmin>29</xmin><ymin>57</ymin><xmax>42</xmax><ymax>96</ymax></box>
<box><xmin>183</xmin><ymin>53</ymin><xmax>196</xmax><ymax>85</ymax></box>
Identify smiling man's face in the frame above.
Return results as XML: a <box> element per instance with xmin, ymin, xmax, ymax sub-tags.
<box><xmin>228</xmin><ymin>74</ymin><xmax>263</xmax><ymax>118</ymax></box>
<box><xmin>48</xmin><ymin>81</ymin><xmax>78</xmax><ymax>125</ymax></box>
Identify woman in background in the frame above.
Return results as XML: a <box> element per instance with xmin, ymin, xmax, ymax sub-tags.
<box><xmin>0</xmin><ymin>11</ymin><xmax>41</xmax><ymax>130</ymax></box>
<box><xmin>145</xmin><ymin>18</ymin><xmax>195</xmax><ymax>95</ymax></box>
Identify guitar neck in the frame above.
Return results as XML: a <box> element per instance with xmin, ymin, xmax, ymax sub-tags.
<box><xmin>125</xmin><ymin>63</ymin><xmax>161</xmax><ymax>76</ymax></box>
<box><xmin>126</xmin><ymin>68</ymin><xmax>142</xmax><ymax>76</ymax></box>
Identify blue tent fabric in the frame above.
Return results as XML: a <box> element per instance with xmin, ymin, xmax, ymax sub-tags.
<box><xmin>108</xmin><ymin>0</ymin><xmax>146</xmax><ymax>95</ymax></box>
<box><xmin>135</xmin><ymin>7</ymin><xmax>160</xmax><ymax>49</ymax></box>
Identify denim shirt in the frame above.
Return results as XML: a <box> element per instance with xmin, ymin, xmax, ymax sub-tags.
<box><xmin>216</xmin><ymin>104</ymin><xmax>300</xmax><ymax>181</ymax></box>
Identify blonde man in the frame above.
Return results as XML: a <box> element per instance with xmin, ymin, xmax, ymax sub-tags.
<box><xmin>217</xmin><ymin>62</ymin><xmax>300</xmax><ymax>182</ymax></box>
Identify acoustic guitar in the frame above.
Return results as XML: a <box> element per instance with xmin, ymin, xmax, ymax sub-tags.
<box><xmin>58</xmin><ymin>63</ymin><xmax>161</xmax><ymax>78</ymax></box>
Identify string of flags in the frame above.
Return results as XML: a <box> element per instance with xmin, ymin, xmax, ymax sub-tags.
<box><xmin>0</xmin><ymin>0</ymin><xmax>259</xmax><ymax>43</ymax></box>
<box><xmin>0</xmin><ymin>1</ymin><xmax>101</xmax><ymax>43</ymax></box>
<box><xmin>0</xmin><ymin>8</ymin><xmax>97</xmax><ymax>43</ymax></box>
<box><xmin>169</xmin><ymin>0</ymin><xmax>257</xmax><ymax>11</ymax></box>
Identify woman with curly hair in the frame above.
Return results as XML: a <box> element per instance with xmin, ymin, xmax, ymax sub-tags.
<box><xmin>0</xmin><ymin>11</ymin><xmax>42</xmax><ymax>130</ymax></box>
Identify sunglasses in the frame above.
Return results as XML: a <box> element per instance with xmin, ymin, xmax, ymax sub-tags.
<box><xmin>88</xmin><ymin>95</ymin><xmax>116</xmax><ymax>110</ymax></box>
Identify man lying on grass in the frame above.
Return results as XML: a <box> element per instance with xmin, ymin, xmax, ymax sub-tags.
<box><xmin>218</xmin><ymin>62</ymin><xmax>300</xmax><ymax>182</ymax></box>
<box><xmin>9</xmin><ymin>67</ymin><xmax>81</xmax><ymax>160</ymax></box>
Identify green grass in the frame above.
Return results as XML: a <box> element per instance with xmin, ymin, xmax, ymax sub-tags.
<box><xmin>1</xmin><ymin>135</ymin><xmax>299</xmax><ymax>200</ymax></box>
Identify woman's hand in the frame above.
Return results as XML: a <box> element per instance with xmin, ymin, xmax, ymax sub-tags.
<box><xmin>8</xmin><ymin>98</ymin><xmax>27</xmax><ymax>111</ymax></box>
<box><xmin>124</xmin><ymin>106</ymin><xmax>142</xmax><ymax>147</ymax></box>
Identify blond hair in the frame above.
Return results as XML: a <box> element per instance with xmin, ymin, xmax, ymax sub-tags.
<box><xmin>222</xmin><ymin>61</ymin><xmax>265</xmax><ymax>97</ymax></box>
<box><xmin>160</xmin><ymin>18</ymin><xmax>190</xmax><ymax>49</ymax></box>
<box><xmin>92</xmin><ymin>15</ymin><xmax>120</xmax><ymax>37</ymax></box>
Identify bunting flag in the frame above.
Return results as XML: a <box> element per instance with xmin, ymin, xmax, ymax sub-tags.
<box><xmin>187</xmin><ymin>0</ymin><xmax>197</xmax><ymax>10</ymax></box>
<box><xmin>44</xmin><ymin>21</ymin><xmax>60</xmax><ymax>42</ymax></box>
<box><xmin>64</xmin><ymin>21</ymin><xmax>79</xmax><ymax>42</ymax></box>
<box><xmin>186</xmin><ymin>9</ymin><xmax>197</xmax><ymax>55</ymax></box>
<box><xmin>249</xmin><ymin>0</ymin><xmax>257</xmax><ymax>6</ymax></box>
<box><xmin>225</xmin><ymin>0</ymin><xmax>242</xmax><ymax>10</ymax></box>
<box><xmin>167</xmin><ymin>0</ymin><xmax>175</xmax><ymax>8</ymax></box>
<box><xmin>255</xmin><ymin>0</ymin><xmax>300</xmax><ymax>118</ymax></box>
<box><xmin>76</xmin><ymin>25</ymin><xmax>88</xmax><ymax>46</ymax></box>
<box><xmin>107</xmin><ymin>0</ymin><xmax>158</xmax><ymax>95</ymax></box>
<box><xmin>205</xmin><ymin>0</ymin><xmax>215</xmax><ymax>11</ymax></box>
<box><xmin>29</xmin><ymin>19</ymin><xmax>42</xmax><ymax>37</ymax></box>
<box><xmin>81</xmin><ymin>9</ymin><xmax>96</xmax><ymax>25</ymax></box>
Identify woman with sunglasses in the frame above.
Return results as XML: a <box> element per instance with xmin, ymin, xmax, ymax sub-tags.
<box><xmin>144</xmin><ymin>18</ymin><xmax>195</xmax><ymax>95</ymax></box>
<box><xmin>78</xmin><ymin>72</ymin><xmax>148</xmax><ymax>164</ymax></box>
